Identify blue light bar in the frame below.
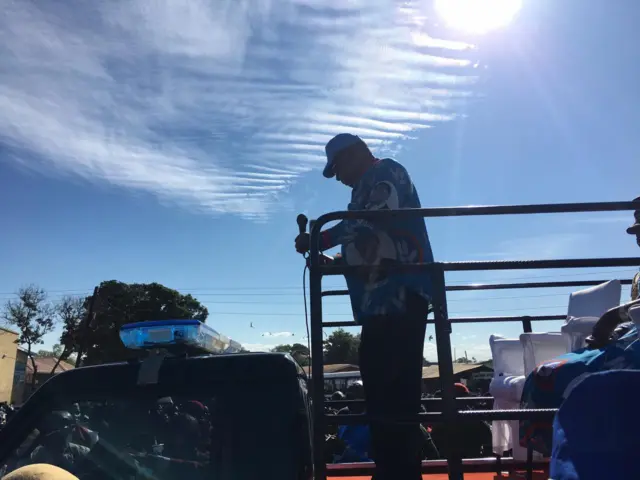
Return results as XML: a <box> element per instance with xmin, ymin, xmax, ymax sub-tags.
<box><xmin>120</xmin><ymin>319</ymin><xmax>242</xmax><ymax>355</ymax></box>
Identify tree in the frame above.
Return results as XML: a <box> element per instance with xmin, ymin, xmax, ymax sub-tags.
<box><xmin>68</xmin><ymin>281</ymin><xmax>209</xmax><ymax>365</ymax></box>
<box><xmin>323</xmin><ymin>329</ymin><xmax>360</xmax><ymax>365</ymax></box>
<box><xmin>56</xmin><ymin>295</ymin><xmax>87</xmax><ymax>369</ymax></box>
<box><xmin>454</xmin><ymin>356</ymin><xmax>478</xmax><ymax>364</ymax></box>
<box><xmin>2</xmin><ymin>285</ymin><xmax>56</xmax><ymax>390</ymax></box>
<box><xmin>37</xmin><ymin>344</ymin><xmax>63</xmax><ymax>358</ymax></box>
<box><xmin>272</xmin><ymin>343</ymin><xmax>310</xmax><ymax>366</ymax></box>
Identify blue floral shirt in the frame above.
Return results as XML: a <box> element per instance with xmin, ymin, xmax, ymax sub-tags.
<box><xmin>320</xmin><ymin>158</ymin><xmax>434</xmax><ymax>322</ymax></box>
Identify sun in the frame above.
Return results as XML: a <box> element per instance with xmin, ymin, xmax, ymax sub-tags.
<box><xmin>434</xmin><ymin>0</ymin><xmax>523</xmax><ymax>34</ymax></box>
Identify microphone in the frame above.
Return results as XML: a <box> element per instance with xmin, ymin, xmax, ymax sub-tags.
<box><xmin>297</xmin><ymin>214</ymin><xmax>308</xmax><ymax>235</ymax></box>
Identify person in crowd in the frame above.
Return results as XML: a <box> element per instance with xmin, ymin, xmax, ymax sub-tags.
<box><xmin>163</xmin><ymin>413</ymin><xmax>202</xmax><ymax>461</ymax></box>
<box><xmin>519</xmin><ymin>199</ymin><xmax>640</xmax><ymax>456</ymax></box>
<box><xmin>429</xmin><ymin>384</ymin><xmax>491</xmax><ymax>459</ymax></box>
<box><xmin>333</xmin><ymin>382</ymin><xmax>372</xmax><ymax>463</ymax></box>
<box><xmin>418</xmin><ymin>404</ymin><xmax>440</xmax><ymax>460</ymax></box>
<box><xmin>295</xmin><ymin>133</ymin><xmax>434</xmax><ymax>480</ymax></box>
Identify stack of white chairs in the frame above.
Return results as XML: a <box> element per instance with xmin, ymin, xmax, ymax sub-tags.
<box><xmin>515</xmin><ymin>333</ymin><xmax>568</xmax><ymax>460</ymax></box>
<box><xmin>488</xmin><ymin>279</ymin><xmax>623</xmax><ymax>458</ymax></box>
<box><xmin>519</xmin><ymin>332</ymin><xmax>567</xmax><ymax>379</ymax></box>
<box><xmin>488</xmin><ymin>335</ymin><xmax>526</xmax><ymax>456</ymax></box>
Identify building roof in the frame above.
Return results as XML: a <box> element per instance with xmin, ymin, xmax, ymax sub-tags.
<box><xmin>0</xmin><ymin>325</ymin><xmax>19</xmax><ymax>336</ymax></box>
<box><xmin>26</xmin><ymin>356</ymin><xmax>75</xmax><ymax>375</ymax></box>
<box><xmin>421</xmin><ymin>363</ymin><xmax>489</xmax><ymax>379</ymax></box>
<box><xmin>302</xmin><ymin>363</ymin><xmax>358</xmax><ymax>376</ymax></box>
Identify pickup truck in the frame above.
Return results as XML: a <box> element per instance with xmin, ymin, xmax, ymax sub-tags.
<box><xmin>0</xmin><ymin>321</ymin><xmax>314</xmax><ymax>480</ymax></box>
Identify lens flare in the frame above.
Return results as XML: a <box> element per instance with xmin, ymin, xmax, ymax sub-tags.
<box><xmin>434</xmin><ymin>0</ymin><xmax>523</xmax><ymax>34</ymax></box>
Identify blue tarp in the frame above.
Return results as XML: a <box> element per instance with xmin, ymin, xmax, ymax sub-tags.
<box><xmin>551</xmin><ymin>369</ymin><xmax>640</xmax><ymax>480</ymax></box>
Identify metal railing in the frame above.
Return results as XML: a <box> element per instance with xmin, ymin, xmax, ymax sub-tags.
<box><xmin>307</xmin><ymin>200</ymin><xmax>640</xmax><ymax>480</ymax></box>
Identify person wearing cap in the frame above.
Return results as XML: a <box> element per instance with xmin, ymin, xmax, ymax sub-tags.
<box><xmin>515</xmin><ymin>199</ymin><xmax>640</xmax><ymax>458</ymax></box>
<box><xmin>295</xmin><ymin>133</ymin><xmax>434</xmax><ymax>480</ymax></box>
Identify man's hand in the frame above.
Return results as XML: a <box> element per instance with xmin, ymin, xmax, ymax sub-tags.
<box><xmin>295</xmin><ymin>233</ymin><xmax>310</xmax><ymax>254</ymax></box>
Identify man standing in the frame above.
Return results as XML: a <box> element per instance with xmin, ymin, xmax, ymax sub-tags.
<box><xmin>295</xmin><ymin>133</ymin><xmax>434</xmax><ymax>480</ymax></box>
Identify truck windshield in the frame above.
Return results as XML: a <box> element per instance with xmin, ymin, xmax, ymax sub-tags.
<box><xmin>0</xmin><ymin>388</ymin><xmax>306</xmax><ymax>480</ymax></box>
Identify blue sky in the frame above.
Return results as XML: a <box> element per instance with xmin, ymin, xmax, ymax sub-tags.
<box><xmin>1</xmin><ymin>0</ymin><xmax>639</xmax><ymax>361</ymax></box>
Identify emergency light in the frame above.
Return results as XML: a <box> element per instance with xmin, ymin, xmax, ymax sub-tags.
<box><xmin>119</xmin><ymin>319</ymin><xmax>242</xmax><ymax>355</ymax></box>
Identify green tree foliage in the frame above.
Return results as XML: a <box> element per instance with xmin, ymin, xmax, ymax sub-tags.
<box><xmin>37</xmin><ymin>344</ymin><xmax>63</xmax><ymax>358</ymax></box>
<box><xmin>454</xmin><ymin>356</ymin><xmax>477</xmax><ymax>364</ymax></box>
<box><xmin>2</xmin><ymin>285</ymin><xmax>56</xmax><ymax>388</ymax></box>
<box><xmin>271</xmin><ymin>343</ymin><xmax>310</xmax><ymax>366</ymax></box>
<box><xmin>323</xmin><ymin>329</ymin><xmax>360</xmax><ymax>365</ymax></box>
<box><xmin>55</xmin><ymin>295</ymin><xmax>87</xmax><ymax>368</ymax></box>
<box><xmin>69</xmin><ymin>280</ymin><xmax>208</xmax><ymax>365</ymax></box>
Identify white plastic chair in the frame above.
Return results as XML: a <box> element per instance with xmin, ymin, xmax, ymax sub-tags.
<box><xmin>519</xmin><ymin>332</ymin><xmax>569</xmax><ymax>375</ymax></box>
<box><xmin>488</xmin><ymin>335</ymin><xmax>526</xmax><ymax>456</ymax></box>
<box><xmin>561</xmin><ymin>316</ymin><xmax>600</xmax><ymax>351</ymax></box>
<box><xmin>567</xmin><ymin>280</ymin><xmax>621</xmax><ymax>319</ymax></box>
<box><xmin>559</xmin><ymin>281</ymin><xmax>621</xmax><ymax>352</ymax></box>
<box><xmin>508</xmin><ymin>332</ymin><xmax>567</xmax><ymax>460</ymax></box>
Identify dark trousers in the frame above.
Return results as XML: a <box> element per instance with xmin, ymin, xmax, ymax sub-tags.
<box><xmin>359</xmin><ymin>293</ymin><xmax>428</xmax><ymax>480</ymax></box>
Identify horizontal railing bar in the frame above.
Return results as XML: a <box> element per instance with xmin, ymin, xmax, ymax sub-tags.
<box><xmin>319</xmin><ymin>258</ymin><xmax>640</xmax><ymax>276</ymax></box>
<box><xmin>322</xmin><ymin>279</ymin><xmax>633</xmax><ymax>298</ymax></box>
<box><xmin>322</xmin><ymin>289</ymin><xmax>349</xmax><ymax>297</ymax></box>
<box><xmin>325</xmin><ymin>409</ymin><xmax>557</xmax><ymax>425</ymax></box>
<box><xmin>326</xmin><ymin>397</ymin><xmax>494</xmax><ymax>408</ymax></box>
<box><xmin>322</xmin><ymin>314</ymin><xmax>566</xmax><ymax>328</ymax></box>
<box><xmin>312</xmin><ymin>201</ymin><xmax>640</xmax><ymax>231</ymax></box>
<box><xmin>326</xmin><ymin>457</ymin><xmax>549</xmax><ymax>476</ymax></box>
<box><xmin>447</xmin><ymin>278</ymin><xmax>632</xmax><ymax>291</ymax></box>
<box><xmin>442</xmin><ymin>314</ymin><xmax>566</xmax><ymax>323</ymax></box>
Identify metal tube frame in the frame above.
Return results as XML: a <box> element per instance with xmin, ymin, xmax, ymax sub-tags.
<box><xmin>307</xmin><ymin>200</ymin><xmax>640</xmax><ymax>480</ymax></box>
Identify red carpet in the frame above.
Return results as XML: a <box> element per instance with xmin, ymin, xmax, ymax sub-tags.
<box><xmin>330</xmin><ymin>473</ymin><xmax>548</xmax><ymax>480</ymax></box>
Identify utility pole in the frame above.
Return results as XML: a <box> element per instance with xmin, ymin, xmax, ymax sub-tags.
<box><xmin>75</xmin><ymin>286</ymin><xmax>99</xmax><ymax>368</ymax></box>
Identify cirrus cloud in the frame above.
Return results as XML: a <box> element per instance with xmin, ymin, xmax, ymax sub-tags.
<box><xmin>1</xmin><ymin>0</ymin><xmax>477</xmax><ymax>219</ymax></box>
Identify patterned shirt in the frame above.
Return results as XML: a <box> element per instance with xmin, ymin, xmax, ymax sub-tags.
<box><xmin>320</xmin><ymin>158</ymin><xmax>434</xmax><ymax>322</ymax></box>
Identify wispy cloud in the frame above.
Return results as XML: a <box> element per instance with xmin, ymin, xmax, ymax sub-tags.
<box><xmin>261</xmin><ymin>331</ymin><xmax>295</xmax><ymax>338</ymax></box>
<box><xmin>242</xmin><ymin>342</ymin><xmax>277</xmax><ymax>352</ymax></box>
<box><xmin>1</xmin><ymin>0</ymin><xmax>477</xmax><ymax>218</ymax></box>
<box><xmin>424</xmin><ymin>340</ymin><xmax>490</xmax><ymax>362</ymax></box>
<box><xmin>476</xmin><ymin>233</ymin><xmax>589</xmax><ymax>260</ymax></box>
<box><xmin>571</xmin><ymin>215</ymin><xmax>632</xmax><ymax>225</ymax></box>
<box><xmin>457</xmin><ymin>343</ymin><xmax>491</xmax><ymax>361</ymax></box>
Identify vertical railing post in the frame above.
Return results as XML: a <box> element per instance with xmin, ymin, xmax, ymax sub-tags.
<box><xmin>432</xmin><ymin>263</ymin><xmax>463</xmax><ymax>480</ymax></box>
<box><xmin>309</xmin><ymin>223</ymin><xmax>326</xmax><ymax>480</ymax></box>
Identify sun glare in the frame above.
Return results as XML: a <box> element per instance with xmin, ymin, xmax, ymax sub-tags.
<box><xmin>434</xmin><ymin>0</ymin><xmax>523</xmax><ymax>34</ymax></box>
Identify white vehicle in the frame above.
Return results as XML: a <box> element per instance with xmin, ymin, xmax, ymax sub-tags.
<box><xmin>322</xmin><ymin>371</ymin><xmax>362</xmax><ymax>393</ymax></box>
